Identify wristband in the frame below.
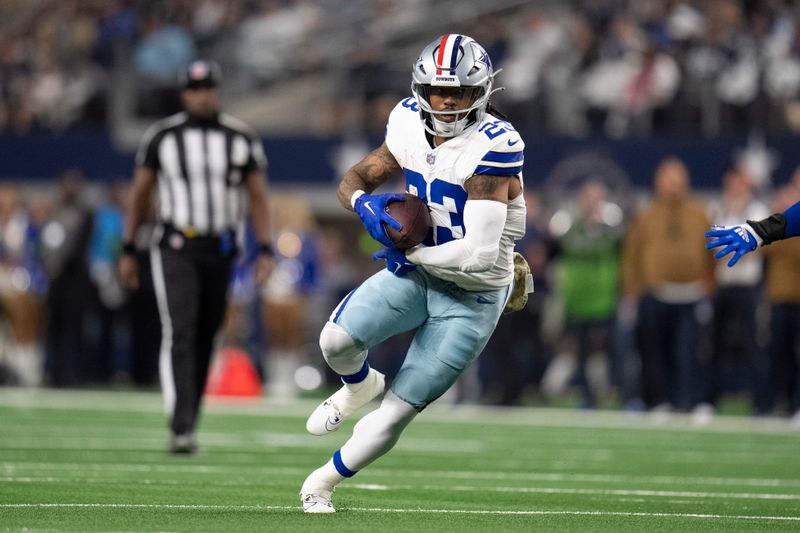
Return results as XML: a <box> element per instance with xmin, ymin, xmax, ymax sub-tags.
<box><xmin>351</xmin><ymin>189</ymin><xmax>366</xmax><ymax>209</ymax></box>
<box><xmin>121</xmin><ymin>241</ymin><xmax>136</xmax><ymax>256</ymax></box>
<box><xmin>258</xmin><ymin>243</ymin><xmax>274</xmax><ymax>257</ymax></box>
<box><xmin>746</xmin><ymin>214</ymin><xmax>785</xmax><ymax>246</ymax></box>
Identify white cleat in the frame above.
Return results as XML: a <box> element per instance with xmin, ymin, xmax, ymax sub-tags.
<box><xmin>301</xmin><ymin>492</ymin><xmax>336</xmax><ymax>514</ymax></box>
<box><xmin>308</xmin><ymin>399</ymin><xmax>344</xmax><ymax>435</ymax></box>
<box><xmin>306</xmin><ymin>368</ymin><xmax>385</xmax><ymax>435</ymax></box>
<box><xmin>300</xmin><ymin>472</ymin><xmax>336</xmax><ymax>513</ymax></box>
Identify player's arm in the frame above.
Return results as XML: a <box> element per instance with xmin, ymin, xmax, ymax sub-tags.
<box><xmin>748</xmin><ymin>200</ymin><xmax>800</xmax><ymax>243</ymax></box>
<box><xmin>337</xmin><ymin>142</ymin><xmax>403</xmax><ymax>211</ymax></box>
<box><xmin>245</xmin><ymin>168</ymin><xmax>274</xmax><ymax>283</ymax></box>
<box><xmin>245</xmin><ymin>169</ymin><xmax>271</xmax><ymax>246</ymax></box>
<box><xmin>705</xmin><ymin>200</ymin><xmax>800</xmax><ymax>267</ymax></box>
<box><xmin>339</xmin><ymin>142</ymin><xmax>406</xmax><ymax>247</ymax></box>
<box><xmin>406</xmin><ymin>174</ymin><xmax>512</xmax><ymax>273</ymax></box>
<box><xmin>118</xmin><ymin>166</ymin><xmax>157</xmax><ymax>289</ymax></box>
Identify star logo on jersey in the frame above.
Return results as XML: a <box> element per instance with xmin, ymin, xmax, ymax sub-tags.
<box><xmin>426</xmin><ymin>153</ymin><xmax>436</xmax><ymax>166</ymax></box>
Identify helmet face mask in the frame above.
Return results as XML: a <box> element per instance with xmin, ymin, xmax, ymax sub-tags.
<box><xmin>411</xmin><ymin>34</ymin><xmax>499</xmax><ymax>138</ymax></box>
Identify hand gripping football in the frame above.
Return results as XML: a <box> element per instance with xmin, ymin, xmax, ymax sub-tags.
<box><xmin>383</xmin><ymin>193</ymin><xmax>431</xmax><ymax>249</ymax></box>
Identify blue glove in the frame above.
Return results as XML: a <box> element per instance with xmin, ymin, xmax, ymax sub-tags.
<box><xmin>372</xmin><ymin>247</ymin><xmax>417</xmax><ymax>276</ymax></box>
<box><xmin>704</xmin><ymin>224</ymin><xmax>761</xmax><ymax>267</ymax></box>
<box><xmin>354</xmin><ymin>192</ymin><xmax>405</xmax><ymax>247</ymax></box>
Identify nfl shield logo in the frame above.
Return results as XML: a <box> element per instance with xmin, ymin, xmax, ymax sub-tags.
<box><xmin>426</xmin><ymin>153</ymin><xmax>436</xmax><ymax>166</ymax></box>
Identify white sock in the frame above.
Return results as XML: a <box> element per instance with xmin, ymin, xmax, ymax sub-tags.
<box><xmin>342</xmin><ymin>367</ymin><xmax>373</xmax><ymax>392</ymax></box>
<box><xmin>303</xmin><ymin>460</ymin><xmax>345</xmax><ymax>493</ymax></box>
<box><xmin>337</xmin><ymin>392</ymin><xmax>417</xmax><ymax>473</ymax></box>
<box><xmin>329</xmin><ymin>365</ymin><xmax>385</xmax><ymax>418</ymax></box>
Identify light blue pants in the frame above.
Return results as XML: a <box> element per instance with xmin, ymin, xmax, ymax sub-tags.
<box><xmin>331</xmin><ymin>267</ymin><xmax>510</xmax><ymax>410</ymax></box>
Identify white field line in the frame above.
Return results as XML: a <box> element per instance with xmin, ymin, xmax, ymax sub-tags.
<box><xmin>5</xmin><ymin>475</ymin><xmax>800</xmax><ymax>502</ymax></box>
<box><xmin>0</xmin><ymin>503</ymin><xmax>799</xmax><ymax>522</ymax></box>
<box><xmin>4</xmin><ymin>437</ymin><xmax>783</xmax><ymax>466</ymax></box>
<box><xmin>0</xmin><ymin>476</ymin><xmax>247</xmax><ymax>487</ymax></box>
<box><xmin>663</xmin><ymin>450</ymin><xmax>788</xmax><ymax>465</ymax></box>
<box><xmin>0</xmin><ymin>462</ymin><xmax>228</xmax><ymax>474</ymax></box>
<box><xmin>349</xmin><ymin>483</ymin><xmax>800</xmax><ymax>501</ymax></box>
<box><xmin>367</xmin><ymin>468</ymin><xmax>800</xmax><ymax>488</ymax></box>
<box><xmin>4</xmin><ymin>430</ymin><xmax>794</xmax><ymax>458</ymax></box>
<box><xmin>1</xmin><ymin>389</ymin><xmax>798</xmax><ymax>435</ymax></box>
<box><xmin>0</xmin><ymin>434</ymin><xmax>484</xmax><ymax>454</ymax></box>
<box><xmin>5</xmin><ymin>461</ymin><xmax>800</xmax><ymax>489</ymax></box>
<box><xmin>2</xmin><ymin>436</ymin><xmax>791</xmax><ymax>466</ymax></box>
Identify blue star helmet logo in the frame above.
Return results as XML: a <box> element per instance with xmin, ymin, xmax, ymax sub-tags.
<box><xmin>477</xmin><ymin>49</ymin><xmax>492</xmax><ymax>69</ymax></box>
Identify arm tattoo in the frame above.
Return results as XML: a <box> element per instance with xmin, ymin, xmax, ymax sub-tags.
<box><xmin>465</xmin><ymin>174</ymin><xmax>513</xmax><ymax>201</ymax></box>
<box><xmin>337</xmin><ymin>142</ymin><xmax>402</xmax><ymax>210</ymax></box>
<box><xmin>356</xmin><ymin>143</ymin><xmax>402</xmax><ymax>187</ymax></box>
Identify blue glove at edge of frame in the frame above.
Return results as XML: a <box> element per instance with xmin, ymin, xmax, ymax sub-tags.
<box><xmin>704</xmin><ymin>223</ymin><xmax>761</xmax><ymax>267</ymax></box>
<box><xmin>354</xmin><ymin>192</ymin><xmax>405</xmax><ymax>247</ymax></box>
<box><xmin>372</xmin><ymin>247</ymin><xmax>417</xmax><ymax>276</ymax></box>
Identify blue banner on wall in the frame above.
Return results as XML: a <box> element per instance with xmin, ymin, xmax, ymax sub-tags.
<box><xmin>1</xmin><ymin>131</ymin><xmax>798</xmax><ymax>189</ymax></box>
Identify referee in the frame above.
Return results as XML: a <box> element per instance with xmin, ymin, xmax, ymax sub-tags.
<box><xmin>118</xmin><ymin>60</ymin><xmax>273</xmax><ymax>454</ymax></box>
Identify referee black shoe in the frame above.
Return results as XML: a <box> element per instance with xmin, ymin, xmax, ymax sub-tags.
<box><xmin>170</xmin><ymin>432</ymin><xmax>198</xmax><ymax>455</ymax></box>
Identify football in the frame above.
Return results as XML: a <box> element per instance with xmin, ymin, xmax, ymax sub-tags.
<box><xmin>383</xmin><ymin>193</ymin><xmax>431</xmax><ymax>249</ymax></box>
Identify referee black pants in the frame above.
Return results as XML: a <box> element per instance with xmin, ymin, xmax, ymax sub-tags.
<box><xmin>151</xmin><ymin>230</ymin><xmax>234</xmax><ymax>436</ymax></box>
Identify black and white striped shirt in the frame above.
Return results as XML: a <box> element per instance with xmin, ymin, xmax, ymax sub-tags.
<box><xmin>135</xmin><ymin>112</ymin><xmax>267</xmax><ymax>236</ymax></box>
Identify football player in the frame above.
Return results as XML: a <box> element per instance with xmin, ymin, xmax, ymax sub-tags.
<box><xmin>300</xmin><ymin>34</ymin><xmax>530</xmax><ymax>513</ymax></box>
<box><xmin>705</xmin><ymin>200</ymin><xmax>800</xmax><ymax>266</ymax></box>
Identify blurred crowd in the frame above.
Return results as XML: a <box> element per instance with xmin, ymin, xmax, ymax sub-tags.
<box><xmin>5</xmin><ymin>0</ymin><xmax>800</xmax><ymax>136</ymax></box>
<box><xmin>1</xmin><ymin>157</ymin><xmax>800</xmax><ymax>424</ymax></box>
<box><xmin>480</xmin><ymin>156</ymin><xmax>800</xmax><ymax>421</ymax></box>
<box><xmin>0</xmin><ymin>173</ymin><xmax>370</xmax><ymax>394</ymax></box>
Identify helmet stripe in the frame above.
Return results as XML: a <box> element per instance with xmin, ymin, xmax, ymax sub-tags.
<box><xmin>448</xmin><ymin>34</ymin><xmax>463</xmax><ymax>72</ymax></box>
<box><xmin>435</xmin><ymin>34</ymin><xmax>450</xmax><ymax>75</ymax></box>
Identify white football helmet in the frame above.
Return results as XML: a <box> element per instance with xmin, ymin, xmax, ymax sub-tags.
<box><xmin>411</xmin><ymin>34</ymin><xmax>501</xmax><ymax>137</ymax></box>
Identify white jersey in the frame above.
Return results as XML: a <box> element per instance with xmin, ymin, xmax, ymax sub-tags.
<box><xmin>385</xmin><ymin>97</ymin><xmax>526</xmax><ymax>291</ymax></box>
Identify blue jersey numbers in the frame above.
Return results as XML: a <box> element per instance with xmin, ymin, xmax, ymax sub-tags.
<box><xmin>478</xmin><ymin>120</ymin><xmax>516</xmax><ymax>140</ymax></box>
<box><xmin>401</xmin><ymin>97</ymin><xmax>419</xmax><ymax>113</ymax></box>
<box><xmin>403</xmin><ymin>168</ymin><xmax>467</xmax><ymax>246</ymax></box>
<box><xmin>430</xmin><ymin>179</ymin><xmax>467</xmax><ymax>245</ymax></box>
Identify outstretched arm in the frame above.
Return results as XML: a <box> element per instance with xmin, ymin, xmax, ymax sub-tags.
<box><xmin>747</xmin><ymin>200</ymin><xmax>800</xmax><ymax>243</ymax></box>
<box><xmin>705</xmin><ymin>200</ymin><xmax>800</xmax><ymax>267</ymax></box>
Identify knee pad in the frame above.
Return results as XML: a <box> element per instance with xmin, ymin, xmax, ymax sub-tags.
<box><xmin>319</xmin><ymin>321</ymin><xmax>365</xmax><ymax>375</ymax></box>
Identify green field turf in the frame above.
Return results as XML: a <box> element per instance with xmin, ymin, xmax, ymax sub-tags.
<box><xmin>1</xmin><ymin>388</ymin><xmax>799</xmax><ymax>532</ymax></box>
